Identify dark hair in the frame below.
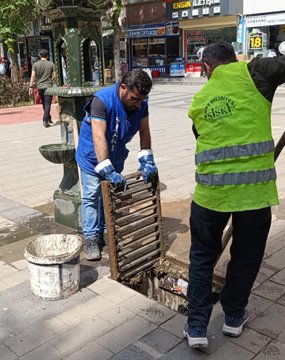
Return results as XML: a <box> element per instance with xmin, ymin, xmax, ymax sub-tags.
<box><xmin>39</xmin><ymin>49</ymin><xmax>49</xmax><ymax>58</ymax></box>
<box><xmin>202</xmin><ymin>41</ymin><xmax>237</xmax><ymax>69</ymax></box>
<box><xmin>121</xmin><ymin>69</ymin><xmax>152</xmax><ymax>96</ymax></box>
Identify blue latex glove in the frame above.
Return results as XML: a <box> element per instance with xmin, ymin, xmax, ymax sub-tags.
<box><xmin>95</xmin><ymin>159</ymin><xmax>126</xmax><ymax>190</ymax></box>
<box><xmin>138</xmin><ymin>149</ymin><xmax>158</xmax><ymax>183</ymax></box>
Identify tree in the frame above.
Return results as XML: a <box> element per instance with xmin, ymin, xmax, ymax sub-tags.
<box><xmin>0</xmin><ymin>0</ymin><xmax>38</xmax><ymax>64</ymax></box>
<box><xmin>105</xmin><ymin>0</ymin><xmax>123</xmax><ymax>81</ymax></box>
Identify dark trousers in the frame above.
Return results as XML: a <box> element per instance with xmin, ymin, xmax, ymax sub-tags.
<box><xmin>187</xmin><ymin>201</ymin><xmax>271</xmax><ymax>328</ymax></box>
<box><xmin>38</xmin><ymin>88</ymin><xmax>52</xmax><ymax>123</ymax></box>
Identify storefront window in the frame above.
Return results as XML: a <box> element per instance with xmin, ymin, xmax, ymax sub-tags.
<box><xmin>148</xmin><ymin>38</ymin><xmax>166</xmax><ymax>66</ymax></box>
<box><xmin>246</xmin><ymin>25</ymin><xmax>285</xmax><ymax>58</ymax></box>
<box><xmin>132</xmin><ymin>39</ymin><xmax>147</xmax><ymax>67</ymax></box>
<box><xmin>186</xmin><ymin>27</ymin><xmax>236</xmax><ymax>60</ymax></box>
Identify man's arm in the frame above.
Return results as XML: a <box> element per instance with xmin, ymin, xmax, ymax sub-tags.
<box><xmin>248</xmin><ymin>56</ymin><xmax>285</xmax><ymax>102</ymax></box>
<box><xmin>28</xmin><ymin>69</ymin><xmax>36</xmax><ymax>96</ymax></box>
<box><xmin>91</xmin><ymin>119</ymin><xmax>109</xmax><ymax>162</ymax></box>
<box><xmin>139</xmin><ymin>116</ymin><xmax>152</xmax><ymax>149</ymax></box>
<box><xmin>90</xmin><ymin>97</ymin><xmax>126</xmax><ymax>189</ymax></box>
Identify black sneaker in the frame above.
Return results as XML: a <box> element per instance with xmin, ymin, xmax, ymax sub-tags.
<box><xmin>43</xmin><ymin>122</ymin><xmax>50</xmax><ymax>128</ymax></box>
<box><xmin>48</xmin><ymin>119</ymin><xmax>53</xmax><ymax>124</ymax></box>
<box><xmin>183</xmin><ymin>323</ymin><xmax>208</xmax><ymax>348</ymax></box>
<box><xmin>223</xmin><ymin>311</ymin><xmax>249</xmax><ymax>337</ymax></box>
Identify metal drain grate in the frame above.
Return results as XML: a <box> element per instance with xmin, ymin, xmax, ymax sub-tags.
<box><xmin>101</xmin><ymin>171</ymin><xmax>164</xmax><ymax>281</ymax></box>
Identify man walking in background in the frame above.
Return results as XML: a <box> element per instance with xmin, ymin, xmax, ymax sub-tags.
<box><xmin>29</xmin><ymin>49</ymin><xmax>55</xmax><ymax>128</ymax></box>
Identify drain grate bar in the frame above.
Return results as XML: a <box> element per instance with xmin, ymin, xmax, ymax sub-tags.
<box><xmin>117</xmin><ymin>231</ymin><xmax>160</xmax><ymax>253</ymax></box>
<box><xmin>120</xmin><ymin>258</ymin><xmax>159</xmax><ymax>281</ymax></box>
<box><xmin>102</xmin><ymin>171</ymin><xmax>164</xmax><ymax>281</ymax></box>
<box><xmin>118</xmin><ymin>222</ymin><xmax>159</xmax><ymax>245</ymax></box>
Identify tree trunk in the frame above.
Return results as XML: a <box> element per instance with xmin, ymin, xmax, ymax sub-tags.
<box><xmin>113</xmin><ymin>16</ymin><xmax>122</xmax><ymax>82</ymax></box>
<box><xmin>9</xmin><ymin>42</ymin><xmax>19</xmax><ymax>68</ymax></box>
<box><xmin>9</xmin><ymin>42</ymin><xmax>19</xmax><ymax>83</ymax></box>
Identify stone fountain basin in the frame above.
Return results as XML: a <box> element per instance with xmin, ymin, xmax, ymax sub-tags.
<box><xmin>39</xmin><ymin>143</ymin><xmax>75</xmax><ymax>164</ymax></box>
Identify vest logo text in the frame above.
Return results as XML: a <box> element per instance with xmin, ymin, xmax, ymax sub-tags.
<box><xmin>204</xmin><ymin>96</ymin><xmax>236</xmax><ymax>120</ymax></box>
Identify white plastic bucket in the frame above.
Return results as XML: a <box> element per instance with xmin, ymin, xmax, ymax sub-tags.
<box><xmin>24</xmin><ymin>234</ymin><xmax>82</xmax><ymax>300</ymax></box>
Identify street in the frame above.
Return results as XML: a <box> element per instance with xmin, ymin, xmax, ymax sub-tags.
<box><xmin>1</xmin><ymin>84</ymin><xmax>285</xmax><ymax>359</ymax></box>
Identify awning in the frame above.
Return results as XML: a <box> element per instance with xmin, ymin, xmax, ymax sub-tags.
<box><xmin>179</xmin><ymin>15</ymin><xmax>239</xmax><ymax>30</ymax></box>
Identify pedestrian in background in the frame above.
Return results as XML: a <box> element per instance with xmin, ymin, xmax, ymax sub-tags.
<box><xmin>0</xmin><ymin>59</ymin><xmax>5</xmax><ymax>78</ymax></box>
<box><xmin>28</xmin><ymin>49</ymin><xmax>55</xmax><ymax>128</ymax></box>
<box><xmin>76</xmin><ymin>69</ymin><xmax>157</xmax><ymax>261</ymax></box>
<box><xmin>184</xmin><ymin>41</ymin><xmax>285</xmax><ymax>349</ymax></box>
<box><xmin>3</xmin><ymin>58</ymin><xmax>11</xmax><ymax>78</ymax></box>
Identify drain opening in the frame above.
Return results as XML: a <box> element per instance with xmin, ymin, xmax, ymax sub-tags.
<box><xmin>101</xmin><ymin>172</ymin><xmax>224</xmax><ymax>313</ymax></box>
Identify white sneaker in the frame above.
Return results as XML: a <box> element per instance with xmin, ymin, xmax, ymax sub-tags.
<box><xmin>223</xmin><ymin>311</ymin><xmax>249</xmax><ymax>337</ymax></box>
<box><xmin>183</xmin><ymin>324</ymin><xmax>209</xmax><ymax>348</ymax></box>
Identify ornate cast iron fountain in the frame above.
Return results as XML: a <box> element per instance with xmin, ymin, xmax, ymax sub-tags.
<box><xmin>38</xmin><ymin>0</ymin><xmax>112</xmax><ymax>230</ymax></box>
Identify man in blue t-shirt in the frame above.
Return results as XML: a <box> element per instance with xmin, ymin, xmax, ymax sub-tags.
<box><xmin>76</xmin><ymin>69</ymin><xmax>157</xmax><ymax>260</ymax></box>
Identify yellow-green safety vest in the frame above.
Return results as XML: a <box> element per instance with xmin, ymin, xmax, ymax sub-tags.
<box><xmin>189</xmin><ymin>61</ymin><xmax>279</xmax><ymax>212</ymax></box>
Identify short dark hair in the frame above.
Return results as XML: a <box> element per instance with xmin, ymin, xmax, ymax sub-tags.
<box><xmin>39</xmin><ymin>49</ymin><xmax>49</xmax><ymax>58</ymax></box>
<box><xmin>121</xmin><ymin>69</ymin><xmax>152</xmax><ymax>96</ymax></box>
<box><xmin>202</xmin><ymin>41</ymin><xmax>237</xmax><ymax>69</ymax></box>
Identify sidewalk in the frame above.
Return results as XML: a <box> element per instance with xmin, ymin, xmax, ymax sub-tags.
<box><xmin>1</xmin><ymin>85</ymin><xmax>285</xmax><ymax>359</ymax></box>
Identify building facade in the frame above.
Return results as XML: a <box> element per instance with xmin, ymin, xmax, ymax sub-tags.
<box><xmin>243</xmin><ymin>0</ymin><xmax>285</xmax><ymax>58</ymax></box>
<box><xmin>166</xmin><ymin>0</ymin><xmax>243</xmax><ymax>64</ymax></box>
<box><xmin>123</xmin><ymin>0</ymin><xmax>180</xmax><ymax>75</ymax></box>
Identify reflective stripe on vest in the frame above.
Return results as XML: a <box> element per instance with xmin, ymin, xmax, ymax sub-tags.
<box><xmin>196</xmin><ymin>168</ymin><xmax>276</xmax><ymax>186</ymax></box>
<box><xmin>195</xmin><ymin>140</ymin><xmax>274</xmax><ymax>165</ymax></box>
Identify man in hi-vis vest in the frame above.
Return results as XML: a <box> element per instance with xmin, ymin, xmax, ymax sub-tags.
<box><xmin>184</xmin><ymin>41</ymin><xmax>285</xmax><ymax>349</ymax></box>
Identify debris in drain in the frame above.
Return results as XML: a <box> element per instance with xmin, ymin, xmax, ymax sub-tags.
<box><xmin>160</xmin><ymin>275</ymin><xmax>188</xmax><ymax>298</ymax></box>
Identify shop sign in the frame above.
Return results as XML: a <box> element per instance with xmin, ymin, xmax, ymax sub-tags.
<box><xmin>167</xmin><ymin>0</ymin><xmax>221</xmax><ymax>20</ymax></box>
<box><xmin>246</xmin><ymin>13</ymin><xmax>285</xmax><ymax>28</ymax></box>
<box><xmin>173</xmin><ymin>1</ymin><xmax>191</xmax><ymax>9</ymax></box>
<box><xmin>249</xmin><ymin>33</ymin><xmax>263</xmax><ymax>49</ymax></box>
<box><xmin>125</xmin><ymin>23</ymin><xmax>179</xmax><ymax>38</ymax></box>
<box><xmin>126</xmin><ymin>28</ymin><xmax>165</xmax><ymax>38</ymax></box>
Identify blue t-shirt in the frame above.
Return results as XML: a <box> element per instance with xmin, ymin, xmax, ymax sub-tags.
<box><xmin>75</xmin><ymin>83</ymin><xmax>149</xmax><ymax>175</ymax></box>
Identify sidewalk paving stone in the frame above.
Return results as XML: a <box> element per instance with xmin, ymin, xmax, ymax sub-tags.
<box><xmin>57</xmin><ymin>295</ymin><xmax>115</xmax><ymax>326</ymax></box>
<box><xmin>206</xmin><ymin>341</ymin><xmax>255</xmax><ymax>360</ymax></box>
<box><xmin>64</xmin><ymin>342</ymin><xmax>113</xmax><ymax>360</ymax></box>
<box><xmin>19</xmin><ymin>343</ymin><xmax>63</xmax><ymax>360</ymax></box>
<box><xmin>271</xmin><ymin>268</ymin><xmax>285</xmax><ymax>285</ymax></box>
<box><xmin>161</xmin><ymin>341</ymin><xmax>208</xmax><ymax>360</ymax></box>
<box><xmin>249</xmin><ymin>303</ymin><xmax>285</xmax><ymax>338</ymax></box>
<box><xmin>253</xmin><ymin>280</ymin><xmax>285</xmax><ymax>301</ymax></box>
<box><xmin>49</xmin><ymin>316</ymin><xmax>114</xmax><ymax>355</ymax></box>
<box><xmin>99</xmin><ymin>305</ymin><xmax>136</xmax><ymax>327</ymax></box>
<box><xmin>138</xmin><ymin>326</ymin><xmax>181</xmax><ymax>354</ymax></box>
<box><xmin>88</xmin><ymin>277</ymin><xmax>138</xmax><ymax>304</ymax></box>
<box><xmin>3</xmin><ymin>317</ymin><xmax>69</xmax><ymax>356</ymax></box>
<box><xmin>229</xmin><ymin>327</ymin><xmax>271</xmax><ymax>354</ymax></box>
<box><xmin>160</xmin><ymin>313</ymin><xmax>187</xmax><ymax>338</ymax></box>
<box><xmin>96</xmin><ymin>316</ymin><xmax>157</xmax><ymax>354</ymax></box>
<box><xmin>253</xmin><ymin>340</ymin><xmax>285</xmax><ymax>360</ymax></box>
<box><xmin>0</xmin><ymin>343</ymin><xmax>17</xmax><ymax>360</ymax></box>
<box><xmin>120</xmin><ymin>294</ymin><xmax>176</xmax><ymax>325</ymax></box>
<box><xmin>264</xmin><ymin>247</ymin><xmax>285</xmax><ymax>269</ymax></box>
